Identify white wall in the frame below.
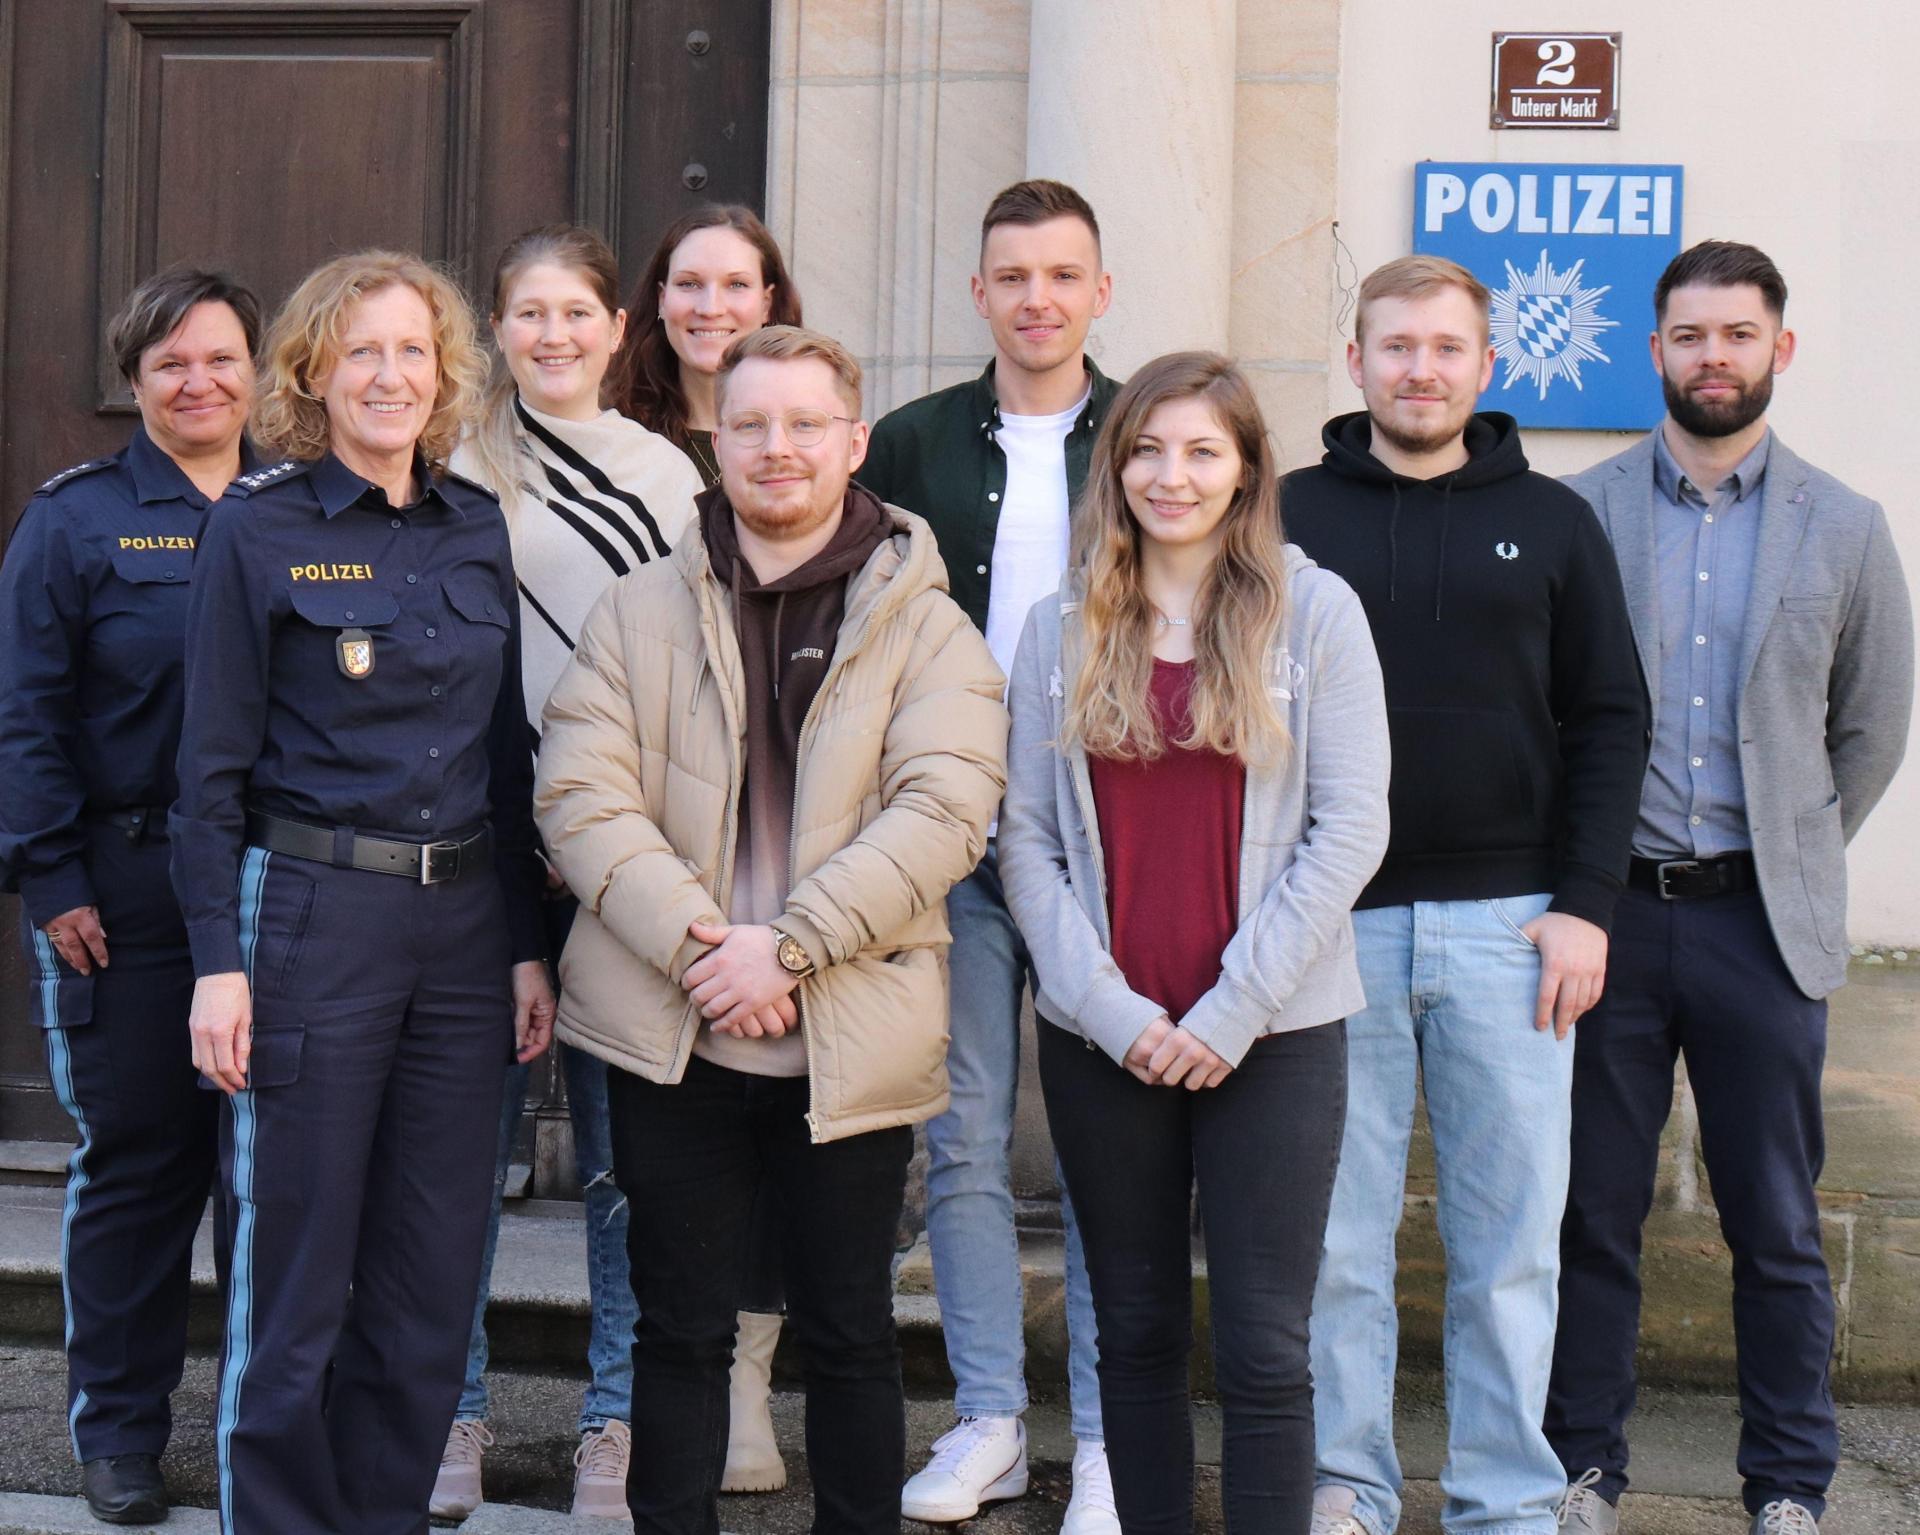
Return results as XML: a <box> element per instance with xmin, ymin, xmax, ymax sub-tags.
<box><xmin>1333</xmin><ymin>1</ymin><xmax>1920</xmax><ymax>942</ymax></box>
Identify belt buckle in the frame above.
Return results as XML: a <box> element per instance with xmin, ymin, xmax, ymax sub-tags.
<box><xmin>420</xmin><ymin>840</ymin><xmax>462</xmax><ymax>885</ymax></box>
<box><xmin>1655</xmin><ymin>858</ymin><xmax>1702</xmax><ymax>900</ymax></box>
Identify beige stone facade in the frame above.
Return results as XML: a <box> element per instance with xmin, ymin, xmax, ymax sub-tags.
<box><xmin>771</xmin><ymin>0</ymin><xmax>1920</xmax><ymax>945</ymax></box>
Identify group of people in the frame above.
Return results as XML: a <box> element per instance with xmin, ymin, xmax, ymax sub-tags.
<box><xmin>0</xmin><ymin>172</ymin><xmax>1907</xmax><ymax>1535</ymax></box>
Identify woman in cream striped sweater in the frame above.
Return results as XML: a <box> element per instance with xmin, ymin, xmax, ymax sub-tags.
<box><xmin>437</xmin><ymin>224</ymin><xmax>704</xmax><ymax>1521</ymax></box>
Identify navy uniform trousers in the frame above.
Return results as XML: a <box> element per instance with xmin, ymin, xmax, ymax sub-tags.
<box><xmin>217</xmin><ymin>846</ymin><xmax>511</xmax><ymax>1535</ymax></box>
<box><xmin>1546</xmin><ymin>885</ymin><xmax>1835</xmax><ymax>1518</ymax></box>
<box><xmin>21</xmin><ymin>815</ymin><xmax>218</xmax><ymax>1461</ymax></box>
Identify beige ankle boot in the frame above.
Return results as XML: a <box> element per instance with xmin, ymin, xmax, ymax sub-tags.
<box><xmin>720</xmin><ymin>1310</ymin><xmax>787</xmax><ymax>1492</ymax></box>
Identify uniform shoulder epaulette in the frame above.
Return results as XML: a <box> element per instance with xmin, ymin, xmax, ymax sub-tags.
<box><xmin>33</xmin><ymin>459</ymin><xmax>115</xmax><ymax>497</ymax></box>
<box><xmin>439</xmin><ymin>464</ymin><xmax>499</xmax><ymax>502</ymax></box>
<box><xmin>227</xmin><ymin>460</ymin><xmax>305</xmax><ymax>498</ymax></box>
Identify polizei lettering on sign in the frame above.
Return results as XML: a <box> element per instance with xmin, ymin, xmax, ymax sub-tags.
<box><xmin>1422</xmin><ymin>170</ymin><xmax>1674</xmax><ymax>238</ymax></box>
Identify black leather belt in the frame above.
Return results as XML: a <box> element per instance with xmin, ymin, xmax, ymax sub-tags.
<box><xmin>1628</xmin><ymin>851</ymin><xmax>1757</xmax><ymax>901</ymax></box>
<box><xmin>245</xmin><ymin>809</ymin><xmax>492</xmax><ymax>885</ymax></box>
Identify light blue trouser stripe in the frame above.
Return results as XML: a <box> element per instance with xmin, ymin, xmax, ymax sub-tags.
<box><xmin>217</xmin><ymin>848</ymin><xmax>270</xmax><ymax>1535</ymax></box>
<box><xmin>34</xmin><ymin>928</ymin><xmax>93</xmax><ymax>1458</ymax></box>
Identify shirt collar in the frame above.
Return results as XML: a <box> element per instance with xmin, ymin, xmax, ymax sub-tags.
<box><xmin>971</xmin><ymin>356</ymin><xmax>1106</xmax><ymax>439</ymax></box>
<box><xmin>126</xmin><ymin>427</ymin><xmax>270</xmax><ymax>506</ymax></box>
<box><xmin>1653</xmin><ymin>424</ymin><xmax>1772</xmax><ymax>507</ymax></box>
<box><xmin>309</xmin><ymin>450</ymin><xmax>443</xmax><ymax>520</ymax></box>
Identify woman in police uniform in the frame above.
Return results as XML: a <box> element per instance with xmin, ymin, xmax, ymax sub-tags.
<box><xmin>0</xmin><ymin>268</ymin><xmax>263</xmax><ymax>1526</ymax></box>
<box><xmin>169</xmin><ymin>250</ymin><xmax>556</xmax><ymax>1535</ymax></box>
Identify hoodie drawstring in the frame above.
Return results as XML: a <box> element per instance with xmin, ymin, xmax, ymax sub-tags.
<box><xmin>1387</xmin><ymin>483</ymin><xmax>1402</xmax><ymax>604</ymax></box>
<box><xmin>771</xmin><ymin>592</ymin><xmax>787</xmax><ymax>701</ymax></box>
<box><xmin>1434</xmin><ymin>478</ymin><xmax>1455</xmax><ymax>622</ymax></box>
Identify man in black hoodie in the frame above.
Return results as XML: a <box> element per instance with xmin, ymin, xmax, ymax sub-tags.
<box><xmin>1285</xmin><ymin>256</ymin><xmax>1646</xmax><ymax>1535</ymax></box>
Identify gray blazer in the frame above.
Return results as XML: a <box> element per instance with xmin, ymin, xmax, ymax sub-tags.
<box><xmin>998</xmin><ymin>547</ymin><xmax>1391</xmax><ymax>1065</ymax></box>
<box><xmin>1564</xmin><ymin>431</ymin><xmax>1914</xmax><ymax>998</ymax></box>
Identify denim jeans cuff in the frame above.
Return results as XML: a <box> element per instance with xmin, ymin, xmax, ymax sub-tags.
<box><xmin>952</xmin><ymin>1398</ymin><xmax>1027</xmax><ymax>1420</ymax></box>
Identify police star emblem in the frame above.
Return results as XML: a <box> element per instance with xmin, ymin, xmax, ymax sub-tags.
<box><xmin>336</xmin><ymin>627</ymin><xmax>374</xmax><ymax>680</ymax></box>
<box><xmin>1490</xmin><ymin>250</ymin><xmax>1618</xmax><ymax>401</ymax></box>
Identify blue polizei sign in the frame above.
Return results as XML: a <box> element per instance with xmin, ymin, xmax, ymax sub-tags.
<box><xmin>1412</xmin><ymin>162</ymin><xmax>1684</xmax><ymax>429</ymax></box>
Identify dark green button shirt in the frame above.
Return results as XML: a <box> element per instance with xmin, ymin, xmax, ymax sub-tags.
<box><xmin>857</xmin><ymin>358</ymin><xmax>1122</xmax><ymax>634</ymax></box>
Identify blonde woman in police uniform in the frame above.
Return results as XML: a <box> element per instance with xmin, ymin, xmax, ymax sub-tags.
<box><xmin>170</xmin><ymin>250</ymin><xmax>555</xmax><ymax>1535</ymax></box>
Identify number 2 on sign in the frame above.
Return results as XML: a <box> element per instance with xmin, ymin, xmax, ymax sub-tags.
<box><xmin>1535</xmin><ymin>39</ymin><xmax>1576</xmax><ymax>85</ymax></box>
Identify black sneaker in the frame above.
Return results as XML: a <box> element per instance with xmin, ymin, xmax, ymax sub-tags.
<box><xmin>81</xmin><ymin>1454</ymin><xmax>168</xmax><ymax>1526</ymax></box>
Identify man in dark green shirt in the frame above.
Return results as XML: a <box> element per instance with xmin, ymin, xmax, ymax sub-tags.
<box><xmin>858</xmin><ymin>180</ymin><xmax>1121</xmax><ymax>1535</ymax></box>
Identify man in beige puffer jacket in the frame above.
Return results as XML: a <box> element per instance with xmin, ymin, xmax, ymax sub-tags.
<box><xmin>533</xmin><ymin>325</ymin><xmax>1006</xmax><ymax>1535</ymax></box>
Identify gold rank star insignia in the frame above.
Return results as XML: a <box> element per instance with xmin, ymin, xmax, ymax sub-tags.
<box><xmin>337</xmin><ymin>627</ymin><xmax>374</xmax><ymax>679</ymax></box>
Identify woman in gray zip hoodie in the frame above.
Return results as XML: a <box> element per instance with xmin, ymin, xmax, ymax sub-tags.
<box><xmin>998</xmin><ymin>353</ymin><xmax>1391</xmax><ymax>1535</ymax></box>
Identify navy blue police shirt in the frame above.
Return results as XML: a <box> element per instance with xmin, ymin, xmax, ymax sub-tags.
<box><xmin>169</xmin><ymin>451</ymin><xmax>544</xmax><ymax>977</ymax></box>
<box><xmin>0</xmin><ymin>427</ymin><xmax>262</xmax><ymax>927</ymax></box>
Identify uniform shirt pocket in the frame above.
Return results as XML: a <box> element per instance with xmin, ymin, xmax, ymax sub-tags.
<box><xmin>442</xmin><ymin>578</ymin><xmax>511</xmax><ymax>630</ymax></box>
<box><xmin>287</xmin><ymin>586</ymin><xmax>400</xmax><ymax>629</ymax></box>
<box><xmin>107</xmin><ymin>550</ymin><xmax>192</xmax><ymax>586</ymax></box>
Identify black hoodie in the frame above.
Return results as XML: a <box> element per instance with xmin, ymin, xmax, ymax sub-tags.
<box><xmin>1282</xmin><ymin>411</ymin><xmax>1646</xmax><ymax>928</ymax></box>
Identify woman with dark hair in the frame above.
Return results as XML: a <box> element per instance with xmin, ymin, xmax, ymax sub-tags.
<box><xmin>0</xmin><ymin>266</ymin><xmax>262</xmax><ymax>1525</ymax></box>
<box><xmin>998</xmin><ymin>352</ymin><xmax>1391</xmax><ymax>1534</ymax></box>
<box><xmin>171</xmin><ymin>250</ymin><xmax>555</xmax><ymax>1535</ymax></box>
<box><xmin>611</xmin><ymin>203</ymin><xmax>802</xmax><ymax>486</ymax></box>
<box><xmin>438</xmin><ymin>223</ymin><xmax>700</xmax><ymax>1520</ymax></box>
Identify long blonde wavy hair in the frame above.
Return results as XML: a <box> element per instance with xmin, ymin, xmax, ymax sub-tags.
<box><xmin>253</xmin><ymin>250</ymin><xmax>486</xmax><ymax>468</ymax></box>
<box><xmin>1064</xmin><ymin>351</ymin><xmax>1292</xmax><ymax>766</ymax></box>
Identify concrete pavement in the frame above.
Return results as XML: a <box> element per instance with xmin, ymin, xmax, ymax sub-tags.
<box><xmin>0</xmin><ymin>1339</ymin><xmax>1915</xmax><ymax>1531</ymax></box>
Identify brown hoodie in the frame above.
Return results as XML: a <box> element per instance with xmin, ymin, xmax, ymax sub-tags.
<box><xmin>696</xmin><ymin>481</ymin><xmax>894</xmax><ymax>1073</ymax></box>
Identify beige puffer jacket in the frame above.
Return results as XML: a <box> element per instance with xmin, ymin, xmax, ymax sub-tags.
<box><xmin>534</xmin><ymin>505</ymin><xmax>1007</xmax><ymax>1142</ymax></box>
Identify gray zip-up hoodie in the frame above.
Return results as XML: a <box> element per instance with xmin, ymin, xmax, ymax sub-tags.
<box><xmin>998</xmin><ymin>546</ymin><xmax>1391</xmax><ymax>1066</ymax></box>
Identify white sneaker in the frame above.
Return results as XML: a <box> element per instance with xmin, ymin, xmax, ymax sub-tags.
<box><xmin>1311</xmin><ymin>1481</ymin><xmax>1370</xmax><ymax>1535</ymax></box>
<box><xmin>1060</xmin><ymin>1439</ymin><xmax>1120</xmax><ymax>1534</ymax></box>
<box><xmin>900</xmin><ymin>1415</ymin><xmax>1029</xmax><ymax>1522</ymax></box>
<box><xmin>428</xmin><ymin>1418</ymin><xmax>492</xmax><ymax>1521</ymax></box>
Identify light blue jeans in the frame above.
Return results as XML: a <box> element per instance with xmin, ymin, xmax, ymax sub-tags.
<box><xmin>457</xmin><ymin>1041</ymin><xmax>636</xmax><ymax>1431</ymax></box>
<box><xmin>927</xmin><ymin>847</ymin><xmax>1102</xmax><ymax>1441</ymax></box>
<box><xmin>1310</xmin><ymin>896</ymin><xmax>1572</xmax><ymax>1535</ymax></box>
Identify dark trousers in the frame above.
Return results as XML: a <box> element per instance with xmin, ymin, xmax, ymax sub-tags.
<box><xmin>217</xmin><ymin>849</ymin><xmax>513</xmax><ymax>1535</ymax></box>
<box><xmin>1039</xmin><ymin>1019</ymin><xmax>1348</xmax><ymax>1535</ymax></box>
<box><xmin>1546</xmin><ymin>886</ymin><xmax>1835</xmax><ymax>1518</ymax></box>
<box><xmin>19</xmin><ymin>819</ymin><xmax>220</xmax><ymax>1461</ymax></box>
<box><xmin>608</xmin><ymin>1053</ymin><xmax>912</xmax><ymax>1535</ymax></box>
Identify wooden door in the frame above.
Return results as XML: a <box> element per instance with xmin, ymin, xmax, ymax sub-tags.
<box><xmin>0</xmin><ymin>0</ymin><xmax>769</xmax><ymax>1142</ymax></box>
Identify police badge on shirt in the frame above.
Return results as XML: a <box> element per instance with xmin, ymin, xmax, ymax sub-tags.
<box><xmin>337</xmin><ymin>627</ymin><xmax>374</xmax><ymax>679</ymax></box>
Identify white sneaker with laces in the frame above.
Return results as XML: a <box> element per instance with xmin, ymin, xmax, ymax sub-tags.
<box><xmin>1311</xmin><ymin>1481</ymin><xmax>1370</xmax><ymax>1535</ymax></box>
<box><xmin>900</xmin><ymin>1414</ymin><xmax>1029</xmax><ymax>1522</ymax></box>
<box><xmin>428</xmin><ymin>1418</ymin><xmax>492</xmax><ymax>1521</ymax></box>
<box><xmin>1753</xmin><ymin>1499</ymin><xmax>1820</xmax><ymax>1535</ymax></box>
<box><xmin>1059</xmin><ymin>1439</ymin><xmax>1120</xmax><ymax>1534</ymax></box>
<box><xmin>570</xmin><ymin>1419</ymin><xmax>631</xmax><ymax>1518</ymax></box>
<box><xmin>1556</xmin><ymin>1468</ymin><xmax>1619</xmax><ymax>1533</ymax></box>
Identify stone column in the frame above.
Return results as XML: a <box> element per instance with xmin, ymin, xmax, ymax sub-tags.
<box><xmin>1024</xmin><ymin>0</ymin><xmax>1239</xmax><ymax>373</ymax></box>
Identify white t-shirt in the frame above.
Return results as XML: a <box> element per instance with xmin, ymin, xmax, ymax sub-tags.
<box><xmin>984</xmin><ymin>387</ymin><xmax>1089</xmax><ymax>685</ymax></box>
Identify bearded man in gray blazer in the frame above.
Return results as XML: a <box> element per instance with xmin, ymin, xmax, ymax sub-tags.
<box><xmin>1545</xmin><ymin>242</ymin><xmax>1914</xmax><ymax>1535</ymax></box>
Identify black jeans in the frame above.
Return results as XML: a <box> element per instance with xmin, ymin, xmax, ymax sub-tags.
<box><xmin>1546</xmin><ymin>886</ymin><xmax>1835</xmax><ymax>1518</ymax></box>
<box><xmin>1039</xmin><ymin>1019</ymin><xmax>1347</xmax><ymax>1535</ymax></box>
<box><xmin>607</xmin><ymin>1053</ymin><xmax>912</xmax><ymax>1535</ymax></box>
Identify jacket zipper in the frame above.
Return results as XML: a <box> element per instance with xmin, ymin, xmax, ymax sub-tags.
<box><xmin>791</xmin><ymin>595</ymin><xmax>888</xmax><ymax>1143</ymax></box>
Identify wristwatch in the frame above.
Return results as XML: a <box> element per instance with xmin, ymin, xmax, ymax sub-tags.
<box><xmin>774</xmin><ymin>929</ymin><xmax>815</xmax><ymax>980</ymax></box>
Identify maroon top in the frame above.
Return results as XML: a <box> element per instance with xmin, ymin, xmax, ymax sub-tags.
<box><xmin>1087</xmin><ymin>659</ymin><xmax>1245</xmax><ymax>1022</ymax></box>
